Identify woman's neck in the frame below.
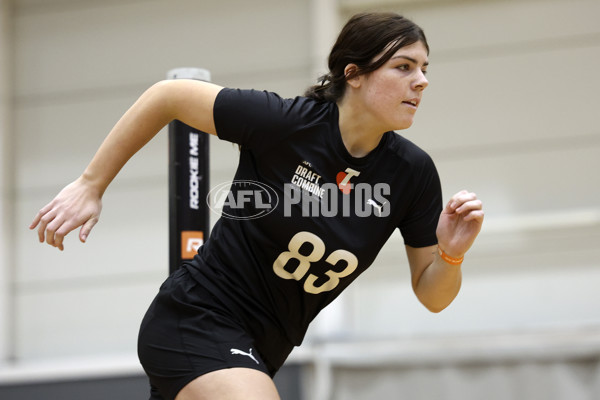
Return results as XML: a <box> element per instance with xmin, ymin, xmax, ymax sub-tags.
<box><xmin>337</xmin><ymin>97</ymin><xmax>386</xmax><ymax>158</ymax></box>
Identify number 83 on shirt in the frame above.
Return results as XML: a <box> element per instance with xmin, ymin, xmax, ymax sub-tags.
<box><xmin>273</xmin><ymin>231</ymin><xmax>358</xmax><ymax>295</ymax></box>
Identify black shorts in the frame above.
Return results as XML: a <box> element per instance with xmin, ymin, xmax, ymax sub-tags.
<box><xmin>137</xmin><ymin>267</ymin><xmax>274</xmax><ymax>400</ymax></box>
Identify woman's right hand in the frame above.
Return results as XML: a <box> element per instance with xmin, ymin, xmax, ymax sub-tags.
<box><xmin>28</xmin><ymin>80</ymin><xmax>222</xmax><ymax>251</ymax></box>
<box><xmin>29</xmin><ymin>177</ymin><xmax>103</xmax><ymax>251</ymax></box>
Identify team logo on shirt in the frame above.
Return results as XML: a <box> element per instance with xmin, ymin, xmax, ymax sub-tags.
<box><xmin>336</xmin><ymin>168</ymin><xmax>360</xmax><ymax>194</ymax></box>
<box><xmin>284</xmin><ymin>162</ymin><xmax>390</xmax><ymax>218</ymax></box>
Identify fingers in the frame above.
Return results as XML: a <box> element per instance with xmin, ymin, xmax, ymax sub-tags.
<box><xmin>437</xmin><ymin>190</ymin><xmax>484</xmax><ymax>258</ymax></box>
<box><xmin>456</xmin><ymin>197</ymin><xmax>482</xmax><ymax>216</ymax></box>
<box><xmin>462</xmin><ymin>208</ymin><xmax>485</xmax><ymax>223</ymax></box>
<box><xmin>447</xmin><ymin>191</ymin><xmax>480</xmax><ymax>212</ymax></box>
<box><xmin>30</xmin><ymin>179</ymin><xmax>103</xmax><ymax>251</ymax></box>
<box><xmin>31</xmin><ymin>205</ymin><xmax>93</xmax><ymax>251</ymax></box>
<box><xmin>29</xmin><ymin>209</ymin><xmax>44</xmax><ymax>230</ymax></box>
<box><xmin>79</xmin><ymin>217</ymin><xmax>99</xmax><ymax>243</ymax></box>
<box><xmin>36</xmin><ymin>211</ymin><xmax>56</xmax><ymax>244</ymax></box>
<box><xmin>53</xmin><ymin>218</ymin><xmax>84</xmax><ymax>251</ymax></box>
<box><xmin>40</xmin><ymin>213</ymin><xmax>71</xmax><ymax>251</ymax></box>
<box><xmin>445</xmin><ymin>190</ymin><xmax>484</xmax><ymax>222</ymax></box>
<box><xmin>30</xmin><ymin>203</ymin><xmax>55</xmax><ymax>242</ymax></box>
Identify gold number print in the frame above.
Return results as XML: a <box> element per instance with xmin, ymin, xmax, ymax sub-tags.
<box><xmin>272</xmin><ymin>231</ymin><xmax>358</xmax><ymax>294</ymax></box>
<box><xmin>304</xmin><ymin>249</ymin><xmax>358</xmax><ymax>294</ymax></box>
<box><xmin>273</xmin><ymin>231</ymin><xmax>325</xmax><ymax>281</ymax></box>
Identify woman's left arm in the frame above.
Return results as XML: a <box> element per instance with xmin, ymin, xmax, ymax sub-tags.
<box><xmin>406</xmin><ymin>191</ymin><xmax>484</xmax><ymax>313</ymax></box>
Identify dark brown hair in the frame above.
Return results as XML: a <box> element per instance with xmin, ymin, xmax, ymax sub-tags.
<box><xmin>304</xmin><ymin>12</ymin><xmax>429</xmax><ymax>102</ymax></box>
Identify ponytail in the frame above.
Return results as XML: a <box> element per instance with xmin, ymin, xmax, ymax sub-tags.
<box><xmin>303</xmin><ymin>12</ymin><xmax>428</xmax><ymax>103</ymax></box>
<box><xmin>303</xmin><ymin>73</ymin><xmax>343</xmax><ymax>102</ymax></box>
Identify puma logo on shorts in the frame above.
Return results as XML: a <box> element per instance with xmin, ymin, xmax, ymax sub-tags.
<box><xmin>230</xmin><ymin>347</ymin><xmax>260</xmax><ymax>364</ymax></box>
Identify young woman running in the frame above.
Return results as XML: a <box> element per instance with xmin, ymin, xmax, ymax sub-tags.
<box><xmin>30</xmin><ymin>12</ymin><xmax>484</xmax><ymax>400</ymax></box>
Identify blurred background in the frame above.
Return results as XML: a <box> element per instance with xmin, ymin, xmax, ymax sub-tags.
<box><xmin>1</xmin><ymin>0</ymin><xmax>599</xmax><ymax>399</ymax></box>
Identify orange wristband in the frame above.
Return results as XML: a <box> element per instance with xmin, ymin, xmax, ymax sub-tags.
<box><xmin>438</xmin><ymin>246</ymin><xmax>464</xmax><ymax>265</ymax></box>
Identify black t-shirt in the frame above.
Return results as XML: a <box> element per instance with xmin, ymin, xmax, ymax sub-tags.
<box><xmin>187</xmin><ymin>88</ymin><xmax>442</xmax><ymax>370</ymax></box>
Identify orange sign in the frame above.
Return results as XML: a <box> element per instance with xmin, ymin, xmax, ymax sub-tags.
<box><xmin>181</xmin><ymin>231</ymin><xmax>204</xmax><ymax>259</ymax></box>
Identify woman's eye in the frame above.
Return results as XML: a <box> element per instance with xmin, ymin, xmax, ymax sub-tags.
<box><xmin>397</xmin><ymin>64</ymin><xmax>409</xmax><ymax>71</ymax></box>
<box><xmin>421</xmin><ymin>69</ymin><xmax>428</xmax><ymax>75</ymax></box>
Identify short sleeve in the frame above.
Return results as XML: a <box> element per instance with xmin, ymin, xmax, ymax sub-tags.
<box><xmin>398</xmin><ymin>155</ymin><xmax>443</xmax><ymax>248</ymax></box>
<box><xmin>213</xmin><ymin>88</ymin><xmax>311</xmax><ymax>152</ymax></box>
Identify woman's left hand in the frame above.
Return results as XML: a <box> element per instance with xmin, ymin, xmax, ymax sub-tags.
<box><xmin>436</xmin><ymin>190</ymin><xmax>484</xmax><ymax>259</ymax></box>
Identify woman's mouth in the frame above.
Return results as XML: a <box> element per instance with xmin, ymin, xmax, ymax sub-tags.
<box><xmin>402</xmin><ymin>99</ymin><xmax>419</xmax><ymax>109</ymax></box>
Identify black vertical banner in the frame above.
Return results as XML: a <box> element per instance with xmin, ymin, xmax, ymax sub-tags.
<box><xmin>167</xmin><ymin>68</ymin><xmax>211</xmax><ymax>274</ymax></box>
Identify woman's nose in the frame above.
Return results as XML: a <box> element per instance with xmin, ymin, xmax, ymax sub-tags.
<box><xmin>414</xmin><ymin>71</ymin><xmax>429</xmax><ymax>91</ymax></box>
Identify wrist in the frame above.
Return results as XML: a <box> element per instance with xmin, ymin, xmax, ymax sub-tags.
<box><xmin>437</xmin><ymin>246</ymin><xmax>464</xmax><ymax>266</ymax></box>
<box><xmin>78</xmin><ymin>172</ymin><xmax>108</xmax><ymax>197</ymax></box>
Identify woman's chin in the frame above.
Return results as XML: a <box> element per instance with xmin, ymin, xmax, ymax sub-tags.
<box><xmin>393</xmin><ymin>119</ymin><xmax>414</xmax><ymax>131</ymax></box>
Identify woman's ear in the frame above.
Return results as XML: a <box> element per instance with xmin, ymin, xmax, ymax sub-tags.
<box><xmin>344</xmin><ymin>64</ymin><xmax>361</xmax><ymax>88</ymax></box>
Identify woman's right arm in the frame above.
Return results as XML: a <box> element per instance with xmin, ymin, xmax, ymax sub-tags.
<box><xmin>29</xmin><ymin>79</ymin><xmax>223</xmax><ymax>250</ymax></box>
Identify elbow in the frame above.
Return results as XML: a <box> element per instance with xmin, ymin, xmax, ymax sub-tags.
<box><xmin>148</xmin><ymin>79</ymin><xmax>173</xmax><ymax>95</ymax></box>
<box><xmin>137</xmin><ymin>80</ymin><xmax>178</xmax><ymax>124</ymax></box>
<box><xmin>413</xmin><ymin>278</ymin><xmax>461</xmax><ymax>314</ymax></box>
<box><xmin>416</xmin><ymin>292</ymin><xmax>456</xmax><ymax>313</ymax></box>
<box><xmin>148</xmin><ymin>79</ymin><xmax>186</xmax><ymax>116</ymax></box>
<box><xmin>423</xmin><ymin>303</ymin><xmax>448</xmax><ymax>314</ymax></box>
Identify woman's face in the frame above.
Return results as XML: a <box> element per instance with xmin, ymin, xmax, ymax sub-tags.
<box><xmin>354</xmin><ymin>41</ymin><xmax>429</xmax><ymax>131</ymax></box>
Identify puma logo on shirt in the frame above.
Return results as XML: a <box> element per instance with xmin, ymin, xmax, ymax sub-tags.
<box><xmin>367</xmin><ymin>198</ymin><xmax>387</xmax><ymax>216</ymax></box>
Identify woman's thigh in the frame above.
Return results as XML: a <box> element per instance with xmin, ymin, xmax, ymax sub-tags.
<box><xmin>138</xmin><ymin>268</ymin><xmax>278</xmax><ymax>399</ymax></box>
<box><xmin>175</xmin><ymin>367</ymin><xmax>280</xmax><ymax>400</ymax></box>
